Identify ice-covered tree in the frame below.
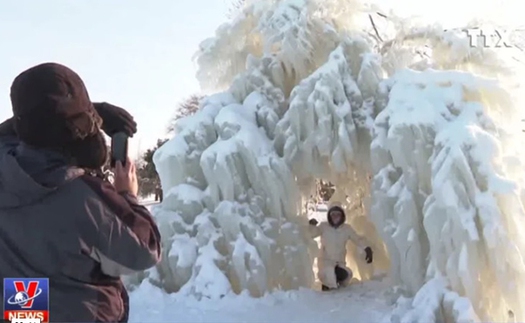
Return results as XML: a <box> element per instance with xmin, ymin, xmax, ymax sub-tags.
<box><xmin>130</xmin><ymin>0</ymin><xmax>525</xmax><ymax>321</ymax></box>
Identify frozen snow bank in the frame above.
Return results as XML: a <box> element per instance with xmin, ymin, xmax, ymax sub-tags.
<box><xmin>129</xmin><ymin>279</ymin><xmax>394</xmax><ymax>323</ymax></box>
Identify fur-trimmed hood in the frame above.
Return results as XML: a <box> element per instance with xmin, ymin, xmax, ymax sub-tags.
<box><xmin>327</xmin><ymin>205</ymin><xmax>346</xmax><ymax>228</ymax></box>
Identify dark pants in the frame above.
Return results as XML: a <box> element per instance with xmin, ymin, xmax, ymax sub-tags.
<box><xmin>334</xmin><ymin>265</ymin><xmax>349</xmax><ymax>282</ymax></box>
<box><xmin>322</xmin><ymin>265</ymin><xmax>349</xmax><ymax>291</ymax></box>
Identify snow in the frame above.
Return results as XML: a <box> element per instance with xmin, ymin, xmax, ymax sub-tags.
<box><xmin>129</xmin><ymin>279</ymin><xmax>394</xmax><ymax>323</ymax></box>
<box><xmin>126</xmin><ymin>0</ymin><xmax>525</xmax><ymax>321</ymax></box>
<box><xmin>371</xmin><ymin>69</ymin><xmax>525</xmax><ymax>321</ymax></box>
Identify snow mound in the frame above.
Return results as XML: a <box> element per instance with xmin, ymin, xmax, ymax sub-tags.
<box><xmin>128</xmin><ymin>0</ymin><xmax>525</xmax><ymax>321</ymax></box>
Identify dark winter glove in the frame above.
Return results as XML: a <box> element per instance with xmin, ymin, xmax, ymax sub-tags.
<box><xmin>93</xmin><ymin>102</ymin><xmax>137</xmax><ymax>137</ymax></box>
<box><xmin>309</xmin><ymin>218</ymin><xmax>318</xmax><ymax>226</ymax></box>
<box><xmin>364</xmin><ymin>247</ymin><xmax>373</xmax><ymax>264</ymax></box>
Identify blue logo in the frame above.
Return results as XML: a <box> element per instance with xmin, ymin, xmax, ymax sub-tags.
<box><xmin>3</xmin><ymin>278</ymin><xmax>49</xmax><ymax>311</ymax></box>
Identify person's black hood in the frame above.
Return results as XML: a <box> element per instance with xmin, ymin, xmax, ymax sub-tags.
<box><xmin>327</xmin><ymin>205</ymin><xmax>346</xmax><ymax>228</ymax></box>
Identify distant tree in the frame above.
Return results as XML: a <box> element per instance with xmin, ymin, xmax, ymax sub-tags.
<box><xmin>167</xmin><ymin>94</ymin><xmax>204</xmax><ymax>133</ymax></box>
<box><xmin>137</xmin><ymin>138</ymin><xmax>169</xmax><ymax>199</ymax></box>
<box><xmin>317</xmin><ymin>180</ymin><xmax>335</xmax><ymax>201</ymax></box>
<box><xmin>135</xmin><ymin>94</ymin><xmax>204</xmax><ymax>200</ymax></box>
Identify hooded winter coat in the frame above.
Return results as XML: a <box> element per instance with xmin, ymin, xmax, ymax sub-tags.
<box><xmin>0</xmin><ymin>127</ymin><xmax>161</xmax><ymax>322</ymax></box>
<box><xmin>309</xmin><ymin>205</ymin><xmax>368</xmax><ymax>289</ymax></box>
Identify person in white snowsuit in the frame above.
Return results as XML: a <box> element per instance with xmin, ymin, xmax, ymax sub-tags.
<box><xmin>309</xmin><ymin>205</ymin><xmax>373</xmax><ymax>291</ymax></box>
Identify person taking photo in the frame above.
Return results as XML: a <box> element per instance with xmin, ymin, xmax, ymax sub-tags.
<box><xmin>0</xmin><ymin>63</ymin><xmax>161</xmax><ymax>322</ymax></box>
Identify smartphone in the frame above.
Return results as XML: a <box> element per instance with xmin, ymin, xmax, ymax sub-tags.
<box><xmin>110</xmin><ymin>132</ymin><xmax>128</xmax><ymax>168</ymax></box>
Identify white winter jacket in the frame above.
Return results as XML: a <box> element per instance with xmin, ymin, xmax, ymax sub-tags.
<box><xmin>309</xmin><ymin>222</ymin><xmax>367</xmax><ymax>264</ymax></box>
<box><xmin>309</xmin><ymin>205</ymin><xmax>370</xmax><ymax>288</ymax></box>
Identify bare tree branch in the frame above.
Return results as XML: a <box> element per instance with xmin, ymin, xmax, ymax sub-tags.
<box><xmin>368</xmin><ymin>14</ymin><xmax>383</xmax><ymax>42</ymax></box>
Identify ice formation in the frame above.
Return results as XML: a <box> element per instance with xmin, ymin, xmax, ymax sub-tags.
<box><xmin>133</xmin><ymin>0</ymin><xmax>525</xmax><ymax>321</ymax></box>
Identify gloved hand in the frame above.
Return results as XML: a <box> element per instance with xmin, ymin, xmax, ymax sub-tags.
<box><xmin>364</xmin><ymin>247</ymin><xmax>373</xmax><ymax>264</ymax></box>
<box><xmin>93</xmin><ymin>102</ymin><xmax>137</xmax><ymax>137</ymax></box>
<box><xmin>309</xmin><ymin>218</ymin><xmax>318</xmax><ymax>226</ymax></box>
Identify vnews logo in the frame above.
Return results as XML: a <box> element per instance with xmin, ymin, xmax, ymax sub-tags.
<box><xmin>3</xmin><ymin>278</ymin><xmax>49</xmax><ymax>323</ymax></box>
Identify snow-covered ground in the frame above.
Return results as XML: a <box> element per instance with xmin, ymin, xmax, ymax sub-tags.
<box><xmin>308</xmin><ymin>205</ymin><xmax>329</xmax><ymax>223</ymax></box>
<box><xmin>129</xmin><ymin>279</ymin><xmax>394</xmax><ymax>323</ymax></box>
<box><xmin>130</xmin><ymin>204</ymin><xmax>396</xmax><ymax>323</ymax></box>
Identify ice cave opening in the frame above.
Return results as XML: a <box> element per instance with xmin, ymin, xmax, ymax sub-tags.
<box><xmin>301</xmin><ymin>170</ymin><xmax>391</xmax><ymax>282</ymax></box>
<box><xmin>124</xmin><ymin>0</ymin><xmax>525</xmax><ymax>322</ymax></box>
